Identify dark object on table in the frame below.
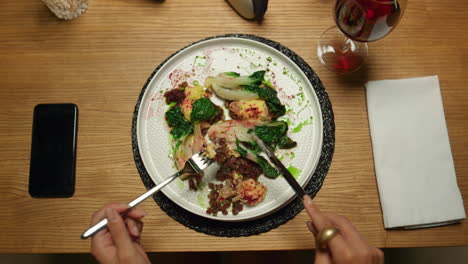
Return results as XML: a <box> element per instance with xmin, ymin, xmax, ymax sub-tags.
<box><xmin>29</xmin><ymin>104</ymin><xmax>78</xmax><ymax>198</ymax></box>
<box><xmin>227</xmin><ymin>0</ymin><xmax>269</xmax><ymax>20</ymax></box>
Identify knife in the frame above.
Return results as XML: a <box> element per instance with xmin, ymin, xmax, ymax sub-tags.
<box><xmin>253</xmin><ymin>135</ymin><xmax>306</xmax><ymax>200</ymax></box>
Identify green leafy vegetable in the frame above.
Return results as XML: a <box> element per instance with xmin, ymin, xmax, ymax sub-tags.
<box><xmin>256</xmin><ymin>155</ymin><xmax>280</xmax><ymax>179</ymax></box>
<box><xmin>165</xmin><ymin>106</ymin><xmax>193</xmax><ymax>140</ymax></box>
<box><xmin>265</xmin><ymin>101</ymin><xmax>286</xmax><ymax>119</ymax></box>
<box><xmin>171</xmin><ymin>140</ymin><xmax>183</xmax><ymax>156</ymax></box>
<box><xmin>248</xmin><ymin>70</ymin><xmax>266</xmax><ymax>84</ymax></box>
<box><xmin>278</xmin><ymin>136</ymin><xmax>297</xmax><ymax>149</ymax></box>
<box><xmin>262</xmin><ymin>79</ymin><xmax>275</xmax><ymax>89</ymax></box>
<box><xmin>241</xmin><ymin>84</ymin><xmax>286</xmax><ymax>118</ymax></box>
<box><xmin>241</xmin><ymin>141</ymin><xmax>262</xmax><ymax>154</ymax></box>
<box><xmin>254</xmin><ymin>121</ymin><xmax>297</xmax><ymax>150</ymax></box>
<box><xmin>235</xmin><ymin>140</ymin><xmax>247</xmax><ymax>158</ymax></box>
<box><xmin>235</xmin><ymin>140</ymin><xmax>263</xmax><ymax>158</ymax></box>
<box><xmin>190</xmin><ymin>98</ymin><xmax>219</xmax><ymax>123</ymax></box>
<box><xmin>214</xmin><ymin>70</ymin><xmax>265</xmax><ymax>89</ymax></box>
<box><xmin>225</xmin><ymin>72</ymin><xmax>240</xmax><ymax>77</ymax></box>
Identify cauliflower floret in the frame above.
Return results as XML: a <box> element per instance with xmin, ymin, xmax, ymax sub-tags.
<box><xmin>240</xmin><ymin>178</ymin><xmax>266</xmax><ymax>206</ymax></box>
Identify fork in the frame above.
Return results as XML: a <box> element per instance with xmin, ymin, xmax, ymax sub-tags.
<box><xmin>81</xmin><ymin>152</ymin><xmax>213</xmax><ymax>239</ymax></box>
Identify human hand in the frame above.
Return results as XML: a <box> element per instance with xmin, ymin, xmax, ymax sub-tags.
<box><xmin>303</xmin><ymin>195</ymin><xmax>384</xmax><ymax>264</ymax></box>
<box><xmin>90</xmin><ymin>204</ymin><xmax>150</xmax><ymax>264</ymax></box>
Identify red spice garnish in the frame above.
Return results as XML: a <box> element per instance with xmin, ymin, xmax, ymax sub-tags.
<box><xmin>244</xmin><ymin>105</ymin><xmax>262</xmax><ymax>119</ymax></box>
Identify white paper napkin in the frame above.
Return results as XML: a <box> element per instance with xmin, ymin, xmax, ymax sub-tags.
<box><xmin>366</xmin><ymin>75</ymin><xmax>466</xmax><ymax>229</ymax></box>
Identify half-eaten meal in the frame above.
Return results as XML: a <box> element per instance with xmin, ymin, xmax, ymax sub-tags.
<box><xmin>163</xmin><ymin>70</ymin><xmax>297</xmax><ymax>216</ymax></box>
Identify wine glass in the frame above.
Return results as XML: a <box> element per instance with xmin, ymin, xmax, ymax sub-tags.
<box><xmin>317</xmin><ymin>0</ymin><xmax>407</xmax><ymax>73</ymax></box>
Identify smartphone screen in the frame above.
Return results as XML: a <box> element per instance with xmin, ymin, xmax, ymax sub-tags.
<box><xmin>29</xmin><ymin>104</ymin><xmax>78</xmax><ymax>198</ymax></box>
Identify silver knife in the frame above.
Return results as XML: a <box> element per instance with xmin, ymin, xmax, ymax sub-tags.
<box><xmin>253</xmin><ymin>135</ymin><xmax>306</xmax><ymax>200</ymax></box>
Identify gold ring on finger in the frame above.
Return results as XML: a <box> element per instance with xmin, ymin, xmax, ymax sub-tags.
<box><xmin>316</xmin><ymin>227</ymin><xmax>340</xmax><ymax>249</ymax></box>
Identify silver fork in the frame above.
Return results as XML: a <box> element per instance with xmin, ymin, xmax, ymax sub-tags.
<box><xmin>81</xmin><ymin>152</ymin><xmax>213</xmax><ymax>239</ymax></box>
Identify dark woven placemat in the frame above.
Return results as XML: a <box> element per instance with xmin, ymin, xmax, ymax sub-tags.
<box><xmin>131</xmin><ymin>34</ymin><xmax>335</xmax><ymax>237</ymax></box>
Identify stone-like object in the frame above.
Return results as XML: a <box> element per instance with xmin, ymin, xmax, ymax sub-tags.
<box><xmin>227</xmin><ymin>0</ymin><xmax>268</xmax><ymax>20</ymax></box>
<box><xmin>42</xmin><ymin>0</ymin><xmax>88</xmax><ymax>20</ymax></box>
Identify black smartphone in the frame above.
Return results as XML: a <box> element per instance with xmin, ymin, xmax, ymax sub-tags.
<box><xmin>29</xmin><ymin>104</ymin><xmax>78</xmax><ymax>198</ymax></box>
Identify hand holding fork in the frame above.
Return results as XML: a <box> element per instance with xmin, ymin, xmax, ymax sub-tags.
<box><xmin>81</xmin><ymin>152</ymin><xmax>213</xmax><ymax>239</ymax></box>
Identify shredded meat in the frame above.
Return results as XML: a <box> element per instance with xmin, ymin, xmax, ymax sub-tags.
<box><xmin>219</xmin><ymin>178</ymin><xmax>242</xmax><ymax>199</ymax></box>
<box><xmin>179</xmin><ymin>81</ymin><xmax>188</xmax><ymax>89</ymax></box>
<box><xmin>187</xmin><ymin>173</ymin><xmax>203</xmax><ymax>191</ymax></box>
<box><xmin>206</xmin><ymin>183</ymin><xmax>232</xmax><ymax>216</ymax></box>
<box><xmin>164</xmin><ymin>89</ymin><xmax>185</xmax><ymax>105</ymax></box>
<box><xmin>216</xmin><ymin>157</ymin><xmax>263</xmax><ymax>181</ymax></box>
<box><xmin>214</xmin><ymin>138</ymin><xmax>231</xmax><ymax>164</ymax></box>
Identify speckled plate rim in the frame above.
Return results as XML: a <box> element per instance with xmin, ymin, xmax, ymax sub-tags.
<box><xmin>132</xmin><ymin>34</ymin><xmax>335</xmax><ymax>237</ymax></box>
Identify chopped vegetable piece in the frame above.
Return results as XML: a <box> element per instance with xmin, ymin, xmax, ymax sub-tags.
<box><xmin>225</xmin><ymin>72</ymin><xmax>240</xmax><ymax>77</ymax></box>
<box><xmin>214</xmin><ymin>70</ymin><xmax>265</xmax><ymax>89</ymax></box>
<box><xmin>241</xmin><ymin>84</ymin><xmax>286</xmax><ymax>118</ymax></box>
<box><xmin>190</xmin><ymin>98</ymin><xmax>219</xmax><ymax>123</ymax></box>
<box><xmin>254</xmin><ymin>121</ymin><xmax>297</xmax><ymax>150</ymax></box>
<box><xmin>165</xmin><ymin>106</ymin><xmax>193</xmax><ymax>140</ymax></box>
<box><xmin>248</xmin><ymin>71</ymin><xmax>266</xmax><ymax>84</ymax></box>
<box><xmin>212</xmin><ymin>82</ymin><xmax>260</xmax><ymax>101</ymax></box>
<box><xmin>229</xmin><ymin>99</ymin><xmax>271</xmax><ymax>121</ymax></box>
<box><xmin>241</xmin><ymin>141</ymin><xmax>262</xmax><ymax>154</ymax></box>
<box><xmin>235</xmin><ymin>140</ymin><xmax>247</xmax><ymax>158</ymax></box>
<box><xmin>255</xmin><ymin>155</ymin><xmax>280</xmax><ymax>179</ymax></box>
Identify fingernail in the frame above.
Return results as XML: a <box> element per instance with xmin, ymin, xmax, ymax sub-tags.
<box><xmin>304</xmin><ymin>195</ymin><xmax>313</xmax><ymax>205</ymax></box>
<box><xmin>106</xmin><ymin>208</ymin><xmax>118</xmax><ymax>223</ymax></box>
<box><xmin>132</xmin><ymin>225</ymin><xmax>140</xmax><ymax>236</ymax></box>
<box><xmin>142</xmin><ymin>210</ymin><xmax>147</xmax><ymax>217</ymax></box>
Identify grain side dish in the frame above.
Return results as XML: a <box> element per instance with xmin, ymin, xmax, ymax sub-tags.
<box><xmin>163</xmin><ymin>70</ymin><xmax>296</xmax><ymax>216</ymax></box>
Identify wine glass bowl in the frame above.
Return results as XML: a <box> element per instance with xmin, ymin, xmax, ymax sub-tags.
<box><xmin>318</xmin><ymin>0</ymin><xmax>407</xmax><ymax>73</ymax></box>
<box><xmin>317</xmin><ymin>26</ymin><xmax>368</xmax><ymax>73</ymax></box>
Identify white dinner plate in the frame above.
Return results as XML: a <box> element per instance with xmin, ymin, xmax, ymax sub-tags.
<box><xmin>135</xmin><ymin>36</ymin><xmax>323</xmax><ymax>221</ymax></box>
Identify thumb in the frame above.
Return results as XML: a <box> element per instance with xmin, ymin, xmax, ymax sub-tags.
<box><xmin>105</xmin><ymin>208</ymin><xmax>133</xmax><ymax>250</ymax></box>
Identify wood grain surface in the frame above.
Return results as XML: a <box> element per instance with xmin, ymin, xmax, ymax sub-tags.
<box><xmin>1</xmin><ymin>0</ymin><xmax>467</xmax><ymax>253</ymax></box>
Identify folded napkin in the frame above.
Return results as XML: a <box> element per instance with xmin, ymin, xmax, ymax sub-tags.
<box><xmin>366</xmin><ymin>75</ymin><xmax>466</xmax><ymax>229</ymax></box>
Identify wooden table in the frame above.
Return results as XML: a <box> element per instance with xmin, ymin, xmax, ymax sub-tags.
<box><xmin>1</xmin><ymin>0</ymin><xmax>467</xmax><ymax>253</ymax></box>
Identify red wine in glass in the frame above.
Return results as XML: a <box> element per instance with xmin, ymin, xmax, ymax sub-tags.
<box><xmin>336</xmin><ymin>0</ymin><xmax>402</xmax><ymax>42</ymax></box>
<box><xmin>317</xmin><ymin>0</ymin><xmax>406</xmax><ymax>73</ymax></box>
